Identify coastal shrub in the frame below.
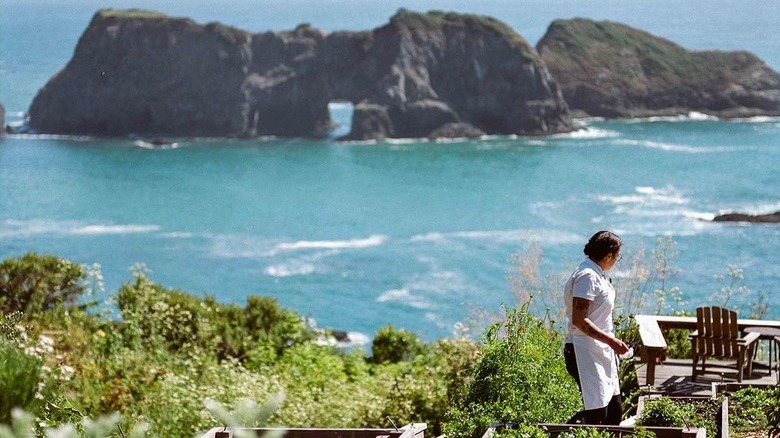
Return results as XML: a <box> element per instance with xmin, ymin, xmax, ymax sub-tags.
<box><xmin>729</xmin><ymin>387</ymin><xmax>767</xmax><ymax>432</ymax></box>
<box><xmin>371</xmin><ymin>325</ymin><xmax>426</xmax><ymax>364</ymax></box>
<box><xmin>767</xmin><ymin>386</ymin><xmax>780</xmax><ymax>438</ymax></box>
<box><xmin>636</xmin><ymin>396</ymin><xmax>689</xmax><ymax>428</ymax></box>
<box><xmin>244</xmin><ymin>295</ymin><xmax>312</xmax><ymax>354</ymax></box>
<box><xmin>273</xmin><ymin>348</ymin><xmax>386</xmax><ymax>428</ymax></box>
<box><xmin>116</xmin><ymin>274</ymin><xmax>311</xmax><ymax>358</ymax></box>
<box><xmin>117</xmin><ymin>274</ymin><xmax>215</xmax><ymax>352</ymax></box>
<box><xmin>370</xmin><ymin>337</ymin><xmax>480</xmax><ymax>436</ymax></box>
<box><xmin>0</xmin><ymin>253</ymin><xmax>87</xmax><ymax>315</ymax></box>
<box><xmin>492</xmin><ymin>424</ymin><xmax>548</xmax><ymax>438</ymax></box>
<box><xmin>442</xmin><ymin>304</ymin><xmax>580</xmax><ymax>438</ymax></box>
<box><xmin>0</xmin><ymin>311</ymin><xmax>24</xmax><ymax>342</ymax></box>
<box><xmin>556</xmin><ymin>428</ymin><xmax>614</xmax><ymax>438</ymax></box>
<box><xmin>134</xmin><ymin>357</ymin><xmax>279</xmax><ymax>437</ymax></box>
<box><xmin>636</xmin><ymin>396</ymin><xmax>720</xmax><ymax>438</ymax></box>
<box><xmin>0</xmin><ymin>341</ymin><xmax>42</xmax><ymax>423</ymax></box>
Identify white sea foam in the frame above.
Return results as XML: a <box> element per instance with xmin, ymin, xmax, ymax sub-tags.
<box><xmin>613</xmin><ymin>138</ymin><xmax>728</xmax><ymax>153</ymax></box>
<box><xmin>551</xmin><ymin>127</ymin><xmax>621</xmax><ymax>139</ymax></box>
<box><xmin>386</xmin><ymin>138</ymin><xmax>427</xmax><ymax>145</ymax></box>
<box><xmin>688</xmin><ymin>111</ymin><xmax>719</xmax><ymax>121</ymax></box>
<box><xmin>159</xmin><ymin>232</ymin><xmax>194</xmax><ymax>239</ymax></box>
<box><xmin>273</xmin><ymin>234</ymin><xmax>387</xmax><ymax>252</ymax></box>
<box><xmin>377</xmin><ymin>261</ymin><xmax>475</xmax><ymax>310</ymax></box>
<box><xmin>74</xmin><ymin>224</ymin><xmax>160</xmax><ymax>235</ymax></box>
<box><xmin>0</xmin><ymin>219</ymin><xmax>159</xmax><ymax>238</ymax></box>
<box><xmin>134</xmin><ymin>140</ymin><xmax>180</xmax><ymax>149</ymax></box>
<box><xmin>209</xmin><ymin>235</ymin><xmax>277</xmax><ymax>258</ymax></box>
<box><xmin>377</xmin><ymin>288</ymin><xmax>432</xmax><ymax>309</ymax></box>
<box><xmin>316</xmin><ymin>330</ymin><xmax>371</xmax><ymax>348</ymax></box>
<box><xmin>263</xmin><ymin>248</ymin><xmax>341</xmax><ymax>277</ymax></box>
<box><xmin>727</xmin><ymin>116</ymin><xmax>780</xmax><ymax>123</ymax></box>
<box><xmin>264</xmin><ymin>261</ymin><xmax>318</xmax><ymax>277</ymax></box>
<box><xmin>624</xmin><ymin>112</ymin><xmax>719</xmax><ymax>123</ymax></box>
<box><xmin>344</xmin><ymin>331</ymin><xmax>370</xmax><ymax>346</ymax></box>
<box><xmin>717</xmin><ymin>202</ymin><xmax>780</xmax><ymax>216</ymax></box>
<box><xmin>410</xmin><ymin>228</ymin><xmax>581</xmax><ymax>245</ymax></box>
<box><xmin>683</xmin><ymin>211</ymin><xmax>716</xmax><ymax>221</ymax></box>
<box><xmin>597</xmin><ymin>185</ymin><xmax>687</xmax><ymax>206</ymax></box>
<box><xmin>209</xmin><ymin>234</ymin><xmax>386</xmax><ymax>263</ymax></box>
<box><xmin>424</xmin><ymin>312</ymin><xmax>449</xmax><ymax>329</ymax></box>
<box><xmin>431</xmin><ymin>137</ymin><xmax>473</xmax><ymax>144</ymax></box>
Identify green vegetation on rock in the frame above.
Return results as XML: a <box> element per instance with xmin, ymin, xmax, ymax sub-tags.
<box><xmin>95</xmin><ymin>9</ymin><xmax>170</xmax><ymax>20</ymax></box>
<box><xmin>389</xmin><ymin>9</ymin><xmax>535</xmax><ymax>58</ymax></box>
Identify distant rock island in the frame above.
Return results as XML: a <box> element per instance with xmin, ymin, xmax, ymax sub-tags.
<box><xmin>28</xmin><ymin>9</ymin><xmax>572</xmax><ymax>140</ymax></box>
<box><xmin>537</xmin><ymin>18</ymin><xmax>780</xmax><ymax>118</ymax></box>
<box><xmin>26</xmin><ymin>10</ymin><xmax>780</xmax><ymax>139</ymax></box>
<box><xmin>713</xmin><ymin>211</ymin><xmax>780</xmax><ymax>224</ymax></box>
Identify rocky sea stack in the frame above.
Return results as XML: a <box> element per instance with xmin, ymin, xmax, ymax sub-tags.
<box><xmin>28</xmin><ymin>9</ymin><xmax>572</xmax><ymax>139</ymax></box>
<box><xmin>713</xmin><ymin>211</ymin><xmax>780</xmax><ymax>224</ymax></box>
<box><xmin>537</xmin><ymin>18</ymin><xmax>780</xmax><ymax>118</ymax></box>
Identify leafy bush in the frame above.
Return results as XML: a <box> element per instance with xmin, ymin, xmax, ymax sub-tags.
<box><xmin>116</xmin><ymin>273</ymin><xmax>311</xmax><ymax>358</ymax></box>
<box><xmin>493</xmin><ymin>424</ymin><xmax>548</xmax><ymax>438</ymax></box>
<box><xmin>443</xmin><ymin>305</ymin><xmax>581</xmax><ymax>438</ymax></box>
<box><xmin>0</xmin><ymin>311</ymin><xmax>24</xmax><ymax>343</ymax></box>
<box><xmin>0</xmin><ymin>253</ymin><xmax>87</xmax><ymax>314</ymax></box>
<box><xmin>637</xmin><ymin>396</ymin><xmax>720</xmax><ymax>438</ymax></box>
<box><xmin>636</xmin><ymin>396</ymin><xmax>688</xmax><ymax>427</ymax></box>
<box><xmin>556</xmin><ymin>427</ymin><xmax>615</xmax><ymax>438</ymax></box>
<box><xmin>0</xmin><ymin>341</ymin><xmax>42</xmax><ymax>423</ymax></box>
<box><xmin>729</xmin><ymin>387</ymin><xmax>770</xmax><ymax>432</ymax></box>
<box><xmin>371</xmin><ymin>325</ymin><xmax>426</xmax><ymax>364</ymax></box>
<box><xmin>767</xmin><ymin>386</ymin><xmax>780</xmax><ymax>438</ymax></box>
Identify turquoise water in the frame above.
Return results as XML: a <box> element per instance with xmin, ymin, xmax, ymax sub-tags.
<box><xmin>1</xmin><ymin>1</ymin><xmax>779</xmax><ymax>341</ymax></box>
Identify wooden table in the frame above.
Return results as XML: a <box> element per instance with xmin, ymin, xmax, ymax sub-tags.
<box><xmin>743</xmin><ymin>326</ymin><xmax>780</xmax><ymax>383</ymax></box>
<box><xmin>634</xmin><ymin>314</ymin><xmax>780</xmax><ymax>386</ymax></box>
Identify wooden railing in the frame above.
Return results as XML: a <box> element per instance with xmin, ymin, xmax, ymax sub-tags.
<box><xmin>199</xmin><ymin>424</ymin><xmax>427</xmax><ymax>438</ymax></box>
<box><xmin>633</xmin><ymin>314</ymin><xmax>780</xmax><ymax>386</ymax></box>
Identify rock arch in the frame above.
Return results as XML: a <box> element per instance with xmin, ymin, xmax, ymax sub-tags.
<box><xmin>29</xmin><ymin>9</ymin><xmax>573</xmax><ymax>139</ymax></box>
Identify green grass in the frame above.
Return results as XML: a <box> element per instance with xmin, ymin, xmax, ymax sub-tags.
<box><xmin>0</xmin><ymin>342</ymin><xmax>41</xmax><ymax>423</ymax></box>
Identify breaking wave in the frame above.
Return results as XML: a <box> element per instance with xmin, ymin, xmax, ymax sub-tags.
<box><xmin>0</xmin><ymin>219</ymin><xmax>160</xmax><ymax>238</ymax></box>
<box><xmin>272</xmin><ymin>234</ymin><xmax>388</xmax><ymax>253</ymax></box>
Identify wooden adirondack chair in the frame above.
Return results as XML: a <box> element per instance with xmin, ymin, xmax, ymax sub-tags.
<box><xmin>689</xmin><ymin>306</ymin><xmax>760</xmax><ymax>382</ymax></box>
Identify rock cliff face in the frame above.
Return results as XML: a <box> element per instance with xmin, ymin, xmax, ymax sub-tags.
<box><xmin>537</xmin><ymin>18</ymin><xmax>780</xmax><ymax>118</ymax></box>
<box><xmin>28</xmin><ymin>9</ymin><xmax>572</xmax><ymax>139</ymax></box>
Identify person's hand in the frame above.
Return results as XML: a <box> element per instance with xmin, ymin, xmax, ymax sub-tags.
<box><xmin>609</xmin><ymin>337</ymin><xmax>629</xmax><ymax>356</ymax></box>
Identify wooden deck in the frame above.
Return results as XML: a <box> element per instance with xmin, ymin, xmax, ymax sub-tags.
<box><xmin>634</xmin><ymin>357</ymin><xmax>778</xmax><ymax>396</ymax></box>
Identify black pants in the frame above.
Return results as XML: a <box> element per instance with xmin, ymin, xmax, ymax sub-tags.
<box><xmin>564</xmin><ymin>343</ymin><xmax>622</xmax><ymax>425</ymax></box>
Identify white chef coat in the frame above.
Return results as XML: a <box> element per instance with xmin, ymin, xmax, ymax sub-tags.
<box><xmin>563</xmin><ymin>257</ymin><xmax>620</xmax><ymax>410</ymax></box>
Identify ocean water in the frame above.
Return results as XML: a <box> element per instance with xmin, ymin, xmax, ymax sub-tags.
<box><xmin>1</xmin><ymin>0</ymin><xmax>779</xmax><ymax>342</ymax></box>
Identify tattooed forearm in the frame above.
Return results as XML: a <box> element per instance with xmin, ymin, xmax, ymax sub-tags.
<box><xmin>581</xmin><ymin>323</ymin><xmax>609</xmax><ymax>341</ymax></box>
<box><xmin>571</xmin><ymin>297</ymin><xmax>611</xmax><ymax>342</ymax></box>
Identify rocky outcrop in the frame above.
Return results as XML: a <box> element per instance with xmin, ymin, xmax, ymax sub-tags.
<box><xmin>28</xmin><ymin>9</ymin><xmax>572</xmax><ymax>139</ymax></box>
<box><xmin>537</xmin><ymin>18</ymin><xmax>780</xmax><ymax>118</ymax></box>
<box><xmin>713</xmin><ymin>211</ymin><xmax>780</xmax><ymax>224</ymax></box>
<box><xmin>0</xmin><ymin>101</ymin><xmax>5</xmax><ymax>134</ymax></box>
<box><xmin>428</xmin><ymin>122</ymin><xmax>485</xmax><ymax>140</ymax></box>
